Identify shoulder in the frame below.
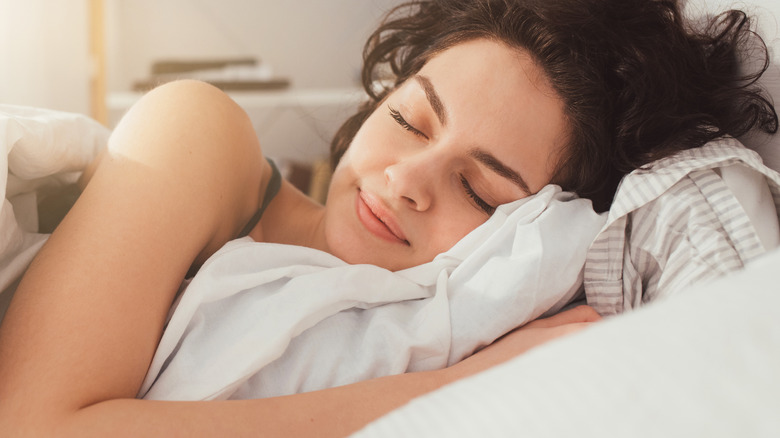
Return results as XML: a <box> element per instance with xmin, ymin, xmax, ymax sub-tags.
<box><xmin>94</xmin><ymin>80</ymin><xmax>267</xmax><ymax>267</ymax></box>
<box><xmin>112</xmin><ymin>80</ymin><xmax>261</xmax><ymax>165</ymax></box>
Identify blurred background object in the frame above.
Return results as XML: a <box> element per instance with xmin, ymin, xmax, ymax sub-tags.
<box><xmin>1</xmin><ymin>0</ymin><xmax>400</xmax><ymax>114</ymax></box>
<box><xmin>0</xmin><ymin>0</ymin><xmax>402</xmax><ymax>197</ymax></box>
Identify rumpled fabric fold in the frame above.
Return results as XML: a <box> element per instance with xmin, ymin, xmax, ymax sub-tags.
<box><xmin>0</xmin><ymin>105</ymin><xmax>108</xmax><ymax>300</ymax></box>
<box><xmin>140</xmin><ymin>185</ymin><xmax>606</xmax><ymax>400</ymax></box>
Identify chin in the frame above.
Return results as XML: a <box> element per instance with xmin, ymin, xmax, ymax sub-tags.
<box><xmin>323</xmin><ymin>212</ymin><xmax>418</xmax><ymax>271</ymax></box>
<box><xmin>329</xmin><ymin>242</ymin><xmax>407</xmax><ymax>272</ymax></box>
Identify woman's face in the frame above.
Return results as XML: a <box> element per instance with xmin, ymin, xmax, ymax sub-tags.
<box><xmin>323</xmin><ymin>38</ymin><xmax>568</xmax><ymax>271</ymax></box>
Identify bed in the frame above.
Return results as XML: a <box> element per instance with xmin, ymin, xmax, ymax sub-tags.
<box><xmin>354</xmin><ymin>248</ymin><xmax>780</xmax><ymax>437</ymax></box>
<box><xmin>1</xmin><ymin>0</ymin><xmax>780</xmax><ymax>435</ymax></box>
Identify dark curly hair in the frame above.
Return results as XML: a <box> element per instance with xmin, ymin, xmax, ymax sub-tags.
<box><xmin>330</xmin><ymin>0</ymin><xmax>778</xmax><ymax>212</ymax></box>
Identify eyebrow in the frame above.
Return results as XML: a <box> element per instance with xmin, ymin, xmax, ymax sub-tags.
<box><xmin>414</xmin><ymin>75</ymin><xmax>448</xmax><ymax>126</ymax></box>
<box><xmin>413</xmin><ymin>74</ymin><xmax>532</xmax><ymax>195</ymax></box>
<box><xmin>469</xmin><ymin>149</ymin><xmax>532</xmax><ymax>195</ymax></box>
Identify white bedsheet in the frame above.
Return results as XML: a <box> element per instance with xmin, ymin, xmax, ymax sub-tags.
<box><xmin>139</xmin><ymin>185</ymin><xmax>606</xmax><ymax>401</ymax></box>
<box><xmin>0</xmin><ymin>105</ymin><xmax>108</xmax><ymax>304</ymax></box>
<box><xmin>355</xmin><ymin>247</ymin><xmax>780</xmax><ymax>437</ymax></box>
<box><xmin>0</xmin><ymin>104</ymin><xmax>607</xmax><ymax>403</ymax></box>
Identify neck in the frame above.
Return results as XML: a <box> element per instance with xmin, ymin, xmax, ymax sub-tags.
<box><xmin>251</xmin><ymin>179</ymin><xmax>329</xmax><ymax>252</ymax></box>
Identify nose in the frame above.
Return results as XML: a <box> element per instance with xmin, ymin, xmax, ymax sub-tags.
<box><xmin>384</xmin><ymin>153</ymin><xmax>439</xmax><ymax>211</ymax></box>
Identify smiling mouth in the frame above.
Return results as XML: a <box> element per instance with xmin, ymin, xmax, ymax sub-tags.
<box><xmin>356</xmin><ymin>190</ymin><xmax>410</xmax><ymax>245</ymax></box>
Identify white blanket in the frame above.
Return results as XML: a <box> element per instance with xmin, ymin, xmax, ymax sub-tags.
<box><xmin>0</xmin><ymin>104</ymin><xmax>607</xmax><ymax>403</ymax></box>
<box><xmin>355</xmin><ymin>247</ymin><xmax>780</xmax><ymax>438</ymax></box>
<box><xmin>0</xmin><ymin>105</ymin><xmax>108</xmax><ymax>305</ymax></box>
<box><xmin>140</xmin><ymin>185</ymin><xmax>606</xmax><ymax>401</ymax></box>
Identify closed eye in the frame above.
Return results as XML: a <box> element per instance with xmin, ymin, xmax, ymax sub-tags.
<box><xmin>388</xmin><ymin>106</ymin><xmax>429</xmax><ymax>139</ymax></box>
<box><xmin>460</xmin><ymin>175</ymin><xmax>496</xmax><ymax>215</ymax></box>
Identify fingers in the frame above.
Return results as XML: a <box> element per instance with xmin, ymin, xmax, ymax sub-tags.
<box><xmin>566</xmin><ymin>305</ymin><xmax>602</xmax><ymax>322</ymax></box>
<box><xmin>525</xmin><ymin>305</ymin><xmax>602</xmax><ymax>329</ymax></box>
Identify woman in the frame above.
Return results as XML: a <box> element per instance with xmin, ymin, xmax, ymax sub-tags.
<box><xmin>0</xmin><ymin>0</ymin><xmax>776</xmax><ymax>436</ymax></box>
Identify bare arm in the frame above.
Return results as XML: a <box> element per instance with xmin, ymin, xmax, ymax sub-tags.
<box><xmin>69</xmin><ymin>307</ymin><xmax>596</xmax><ymax>438</ymax></box>
<box><xmin>0</xmin><ymin>80</ymin><xmax>269</xmax><ymax>435</ymax></box>
<box><xmin>446</xmin><ymin>305</ymin><xmax>601</xmax><ymax>381</ymax></box>
<box><xmin>1</xmin><ymin>79</ymin><xmax>439</xmax><ymax>437</ymax></box>
<box><xmin>0</xmin><ymin>79</ymin><xmax>598</xmax><ymax>436</ymax></box>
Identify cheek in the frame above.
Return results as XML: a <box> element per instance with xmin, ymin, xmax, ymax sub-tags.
<box><xmin>343</xmin><ymin>111</ymin><xmax>399</xmax><ymax>168</ymax></box>
<box><xmin>423</xmin><ymin>210</ymin><xmax>488</xmax><ymax>257</ymax></box>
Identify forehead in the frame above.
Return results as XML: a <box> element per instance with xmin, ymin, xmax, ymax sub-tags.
<box><xmin>422</xmin><ymin>38</ymin><xmax>550</xmax><ymax>91</ymax></box>
<box><xmin>411</xmin><ymin>38</ymin><xmax>568</xmax><ymax>192</ymax></box>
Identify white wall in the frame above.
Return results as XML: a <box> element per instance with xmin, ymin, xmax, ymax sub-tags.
<box><xmin>0</xmin><ymin>0</ymin><xmax>91</xmax><ymax>114</ymax></box>
<box><xmin>105</xmin><ymin>0</ymin><xmax>402</xmax><ymax>92</ymax></box>
<box><xmin>686</xmin><ymin>0</ymin><xmax>780</xmax><ymax>169</ymax></box>
<box><xmin>686</xmin><ymin>0</ymin><xmax>780</xmax><ymax>53</ymax></box>
<box><xmin>0</xmin><ymin>0</ymin><xmax>401</xmax><ymax>117</ymax></box>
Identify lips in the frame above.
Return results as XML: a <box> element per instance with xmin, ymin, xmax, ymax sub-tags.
<box><xmin>356</xmin><ymin>190</ymin><xmax>410</xmax><ymax>245</ymax></box>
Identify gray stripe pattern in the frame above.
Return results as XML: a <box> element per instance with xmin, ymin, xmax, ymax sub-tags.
<box><xmin>585</xmin><ymin>138</ymin><xmax>780</xmax><ymax>314</ymax></box>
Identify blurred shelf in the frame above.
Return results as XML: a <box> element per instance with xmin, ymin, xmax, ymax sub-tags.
<box><xmin>107</xmin><ymin>87</ymin><xmax>366</xmax><ymax>165</ymax></box>
<box><xmin>108</xmin><ymin>87</ymin><xmax>364</xmax><ymax>110</ymax></box>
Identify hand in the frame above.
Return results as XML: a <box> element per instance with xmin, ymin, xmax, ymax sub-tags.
<box><xmin>522</xmin><ymin>304</ymin><xmax>602</xmax><ymax>329</ymax></box>
<box><xmin>445</xmin><ymin>305</ymin><xmax>601</xmax><ymax>381</ymax></box>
